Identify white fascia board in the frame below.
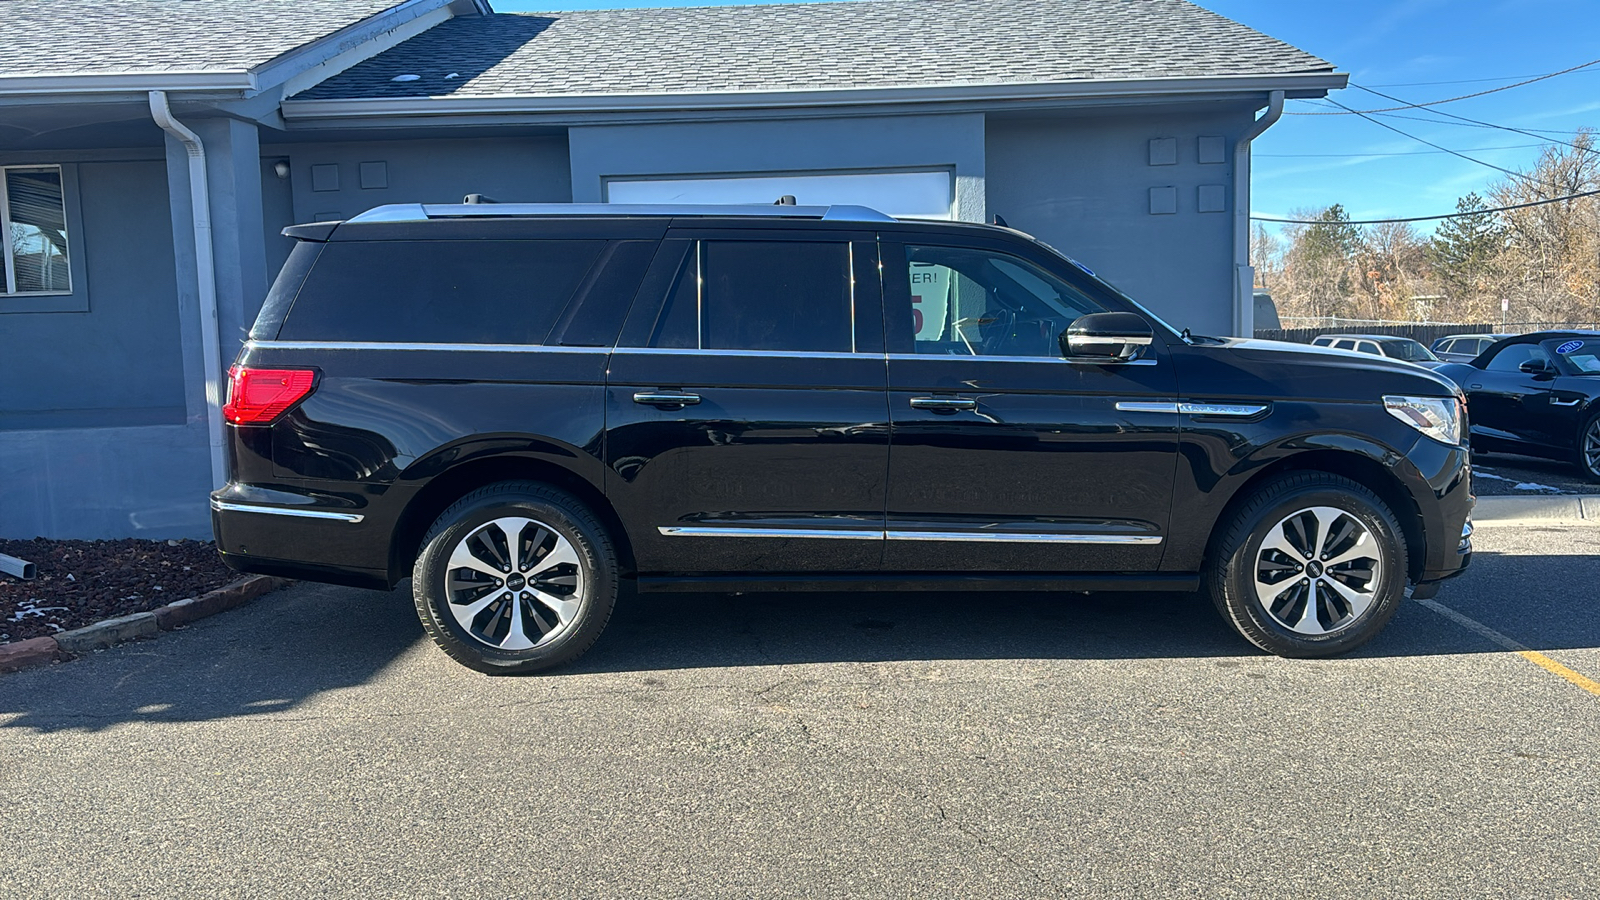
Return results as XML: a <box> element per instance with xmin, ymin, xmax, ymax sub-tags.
<box><xmin>0</xmin><ymin>71</ymin><xmax>256</xmax><ymax>97</ymax></box>
<box><xmin>280</xmin><ymin>72</ymin><xmax>1349</xmax><ymax>122</ymax></box>
<box><xmin>262</xmin><ymin>0</ymin><xmax>459</xmax><ymax>99</ymax></box>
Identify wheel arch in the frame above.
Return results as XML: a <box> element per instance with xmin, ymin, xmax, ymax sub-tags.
<box><xmin>1204</xmin><ymin>447</ymin><xmax>1426</xmax><ymax>582</ymax></box>
<box><xmin>388</xmin><ymin>455</ymin><xmax>634</xmax><ymax>585</ymax></box>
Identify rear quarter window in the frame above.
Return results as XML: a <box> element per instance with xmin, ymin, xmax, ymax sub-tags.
<box><xmin>276</xmin><ymin>239</ymin><xmax>607</xmax><ymax>344</ymax></box>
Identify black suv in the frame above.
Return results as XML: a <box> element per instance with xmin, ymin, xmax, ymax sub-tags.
<box><xmin>214</xmin><ymin>203</ymin><xmax>1473</xmax><ymax>673</ymax></box>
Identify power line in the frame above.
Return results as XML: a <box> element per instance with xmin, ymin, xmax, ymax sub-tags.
<box><xmin>1369</xmin><ymin>113</ymin><xmax>1592</xmax><ymax>135</ymax></box>
<box><xmin>1321</xmin><ymin>97</ymin><xmax>1564</xmax><ymax>192</ymax></box>
<box><xmin>1251</xmin><ymin>188</ymin><xmax>1600</xmax><ymax>226</ymax></box>
<box><xmin>1285</xmin><ymin>58</ymin><xmax>1600</xmax><ymax>115</ymax></box>
<box><xmin>1257</xmin><ymin>143</ymin><xmax>1545</xmax><ymax>158</ymax></box>
<box><xmin>1351</xmin><ymin>84</ymin><xmax>1600</xmax><ymax>159</ymax></box>
<box><xmin>1364</xmin><ymin>71</ymin><xmax>1600</xmax><ymax>88</ymax></box>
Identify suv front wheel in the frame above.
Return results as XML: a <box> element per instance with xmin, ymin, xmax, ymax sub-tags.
<box><xmin>412</xmin><ymin>482</ymin><xmax>618</xmax><ymax>674</ymax></box>
<box><xmin>1209</xmin><ymin>473</ymin><xmax>1408</xmax><ymax>658</ymax></box>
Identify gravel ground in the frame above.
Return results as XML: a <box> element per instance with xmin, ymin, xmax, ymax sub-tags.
<box><xmin>0</xmin><ymin>539</ymin><xmax>237</xmax><ymax>644</ymax></box>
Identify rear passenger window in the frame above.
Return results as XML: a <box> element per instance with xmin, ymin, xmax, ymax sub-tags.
<box><xmin>276</xmin><ymin>240</ymin><xmax>606</xmax><ymax>344</ymax></box>
<box><xmin>648</xmin><ymin>241</ymin><xmax>853</xmax><ymax>352</ymax></box>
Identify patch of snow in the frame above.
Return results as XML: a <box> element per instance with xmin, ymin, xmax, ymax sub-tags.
<box><xmin>1514</xmin><ymin>482</ymin><xmax>1563</xmax><ymax>493</ymax></box>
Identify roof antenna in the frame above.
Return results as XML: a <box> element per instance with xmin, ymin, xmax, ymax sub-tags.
<box><xmin>774</xmin><ymin>195</ymin><xmax>797</xmax><ymax>206</ymax></box>
<box><xmin>992</xmin><ymin>214</ymin><xmax>1010</xmax><ymax>227</ymax></box>
<box><xmin>463</xmin><ymin>193</ymin><xmax>498</xmax><ymax>204</ymax></box>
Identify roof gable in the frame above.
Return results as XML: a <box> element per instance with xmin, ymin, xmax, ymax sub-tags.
<box><xmin>298</xmin><ymin>0</ymin><xmax>1334</xmax><ymax>101</ymax></box>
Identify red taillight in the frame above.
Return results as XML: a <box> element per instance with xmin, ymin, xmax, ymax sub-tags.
<box><xmin>223</xmin><ymin>366</ymin><xmax>317</xmax><ymax>425</ymax></box>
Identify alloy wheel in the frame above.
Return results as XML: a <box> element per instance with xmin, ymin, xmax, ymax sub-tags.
<box><xmin>1585</xmin><ymin>419</ymin><xmax>1600</xmax><ymax>477</ymax></box>
<box><xmin>444</xmin><ymin>516</ymin><xmax>583</xmax><ymax>651</ymax></box>
<box><xmin>1252</xmin><ymin>506</ymin><xmax>1384</xmax><ymax>636</ymax></box>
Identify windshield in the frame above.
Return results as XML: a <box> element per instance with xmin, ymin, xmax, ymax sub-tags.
<box><xmin>1386</xmin><ymin>340</ymin><xmax>1440</xmax><ymax>362</ymax></box>
<box><xmin>1551</xmin><ymin>338</ymin><xmax>1600</xmax><ymax>374</ymax></box>
<box><xmin>1027</xmin><ymin>236</ymin><xmax>1184</xmax><ymax>337</ymax></box>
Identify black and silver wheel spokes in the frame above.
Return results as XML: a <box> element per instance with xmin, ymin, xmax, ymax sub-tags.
<box><xmin>1584</xmin><ymin>420</ymin><xmax>1600</xmax><ymax>477</ymax></box>
<box><xmin>445</xmin><ymin>516</ymin><xmax>583</xmax><ymax>651</ymax></box>
<box><xmin>1253</xmin><ymin>506</ymin><xmax>1383</xmax><ymax>636</ymax></box>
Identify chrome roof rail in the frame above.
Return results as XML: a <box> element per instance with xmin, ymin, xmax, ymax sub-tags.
<box><xmin>343</xmin><ymin>202</ymin><xmax>898</xmax><ymax>224</ymax></box>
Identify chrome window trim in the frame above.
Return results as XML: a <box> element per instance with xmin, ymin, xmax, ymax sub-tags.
<box><xmin>621</xmin><ymin>347</ymin><xmax>871</xmax><ymax>360</ymax></box>
<box><xmin>887</xmin><ymin>353</ymin><xmax>1157</xmax><ymax>367</ymax></box>
<box><xmin>658</xmin><ymin>526</ymin><xmax>881</xmax><ymax>540</ymax></box>
<box><xmin>248</xmin><ymin>340</ymin><xmax>609</xmax><ymax>354</ymax></box>
<box><xmin>658</xmin><ymin>525</ymin><xmax>1161</xmax><ymax>545</ymax></box>
<box><xmin>886</xmin><ymin>531</ymin><xmax>1162</xmax><ymax>545</ymax></box>
<box><xmin>211</xmin><ymin>499</ymin><xmax>365</xmax><ymax>523</ymax></box>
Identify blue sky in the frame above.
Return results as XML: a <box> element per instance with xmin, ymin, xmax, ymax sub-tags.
<box><xmin>495</xmin><ymin>0</ymin><xmax>1600</xmax><ymax>235</ymax></box>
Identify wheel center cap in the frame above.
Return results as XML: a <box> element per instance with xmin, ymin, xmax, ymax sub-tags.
<box><xmin>506</xmin><ymin>573</ymin><xmax>527</xmax><ymax>590</ymax></box>
<box><xmin>1306</xmin><ymin>561</ymin><xmax>1325</xmax><ymax>579</ymax></box>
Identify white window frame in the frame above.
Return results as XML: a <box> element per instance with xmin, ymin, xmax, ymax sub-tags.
<box><xmin>1</xmin><ymin>163</ymin><xmax>73</xmax><ymax>297</ymax></box>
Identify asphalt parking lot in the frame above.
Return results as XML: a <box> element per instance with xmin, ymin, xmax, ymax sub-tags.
<box><xmin>1472</xmin><ymin>452</ymin><xmax>1596</xmax><ymax>497</ymax></box>
<box><xmin>2</xmin><ymin>525</ymin><xmax>1597</xmax><ymax>898</ymax></box>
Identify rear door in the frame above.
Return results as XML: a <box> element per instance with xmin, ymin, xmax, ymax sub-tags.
<box><xmin>880</xmin><ymin>234</ymin><xmax>1180</xmax><ymax>573</ymax></box>
<box><xmin>1464</xmin><ymin>342</ymin><xmax>1558</xmax><ymax>446</ymax></box>
<box><xmin>606</xmin><ymin>226</ymin><xmax>888</xmax><ymax>574</ymax></box>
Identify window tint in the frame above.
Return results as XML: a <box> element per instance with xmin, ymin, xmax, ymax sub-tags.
<box><xmin>277</xmin><ymin>239</ymin><xmax>606</xmax><ymax>344</ymax></box>
<box><xmin>903</xmin><ymin>245</ymin><xmax>1103</xmax><ymax>358</ymax></box>
<box><xmin>649</xmin><ymin>241</ymin><xmax>853</xmax><ymax>352</ymax></box>
<box><xmin>1485</xmin><ymin>343</ymin><xmax>1551</xmax><ymax>372</ymax></box>
<box><xmin>251</xmin><ymin>241</ymin><xmax>322</xmax><ymax>341</ymax></box>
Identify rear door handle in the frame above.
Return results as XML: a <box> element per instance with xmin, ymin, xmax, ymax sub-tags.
<box><xmin>634</xmin><ymin>390</ymin><xmax>701</xmax><ymax>408</ymax></box>
<box><xmin>909</xmin><ymin>397</ymin><xmax>977</xmax><ymax>413</ymax></box>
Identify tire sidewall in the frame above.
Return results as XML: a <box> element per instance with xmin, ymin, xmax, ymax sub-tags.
<box><xmin>1579</xmin><ymin>411</ymin><xmax>1600</xmax><ymax>482</ymax></box>
<box><xmin>414</xmin><ymin>490</ymin><xmax>614</xmax><ymax>672</ymax></box>
<box><xmin>1224</xmin><ymin>483</ymin><xmax>1407</xmax><ymax>656</ymax></box>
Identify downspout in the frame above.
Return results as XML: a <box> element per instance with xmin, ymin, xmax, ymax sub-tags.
<box><xmin>149</xmin><ymin>91</ymin><xmax>227</xmax><ymax>491</ymax></box>
<box><xmin>1232</xmin><ymin>90</ymin><xmax>1285</xmax><ymax>337</ymax></box>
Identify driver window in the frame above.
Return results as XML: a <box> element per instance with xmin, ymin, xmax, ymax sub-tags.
<box><xmin>904</xmin><ymin>245</ymin><xmax>1103</xmax><ymax>358</ymax></box>
<box><xmin>1485</xmin><ymin>344</ymin><xmax>1551</xmax><ymax>372</ymax></box>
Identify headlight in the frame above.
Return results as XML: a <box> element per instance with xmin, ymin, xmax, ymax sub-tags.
<box><xmin>1384</xmin><ymin>395</ymin><xmax>1463</xmax><ymax>446</ymax></box>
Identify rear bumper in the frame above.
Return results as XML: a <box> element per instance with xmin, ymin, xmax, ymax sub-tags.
<box><xmin>210</xmin><ymin>484</ymin><xmax>395</xmax><ymax>589</ymax></box>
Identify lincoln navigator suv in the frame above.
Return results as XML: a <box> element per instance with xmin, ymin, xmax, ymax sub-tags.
<box><xmin>213</xmin><ymin>203</ymin><xmax>1473</xmax><ymax>673</ymax></box>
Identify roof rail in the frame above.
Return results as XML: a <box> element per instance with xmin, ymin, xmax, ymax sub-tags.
<box><xmin>343</xmin><ymin>202</ymin><xmax>898</xmax><ymax>224</ymax></box>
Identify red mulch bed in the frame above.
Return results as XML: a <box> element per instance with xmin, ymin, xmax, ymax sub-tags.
<box><xmin>1</xmin><ymin>538</ymin><xmax>239</xmax><ymax>644</ymax></box>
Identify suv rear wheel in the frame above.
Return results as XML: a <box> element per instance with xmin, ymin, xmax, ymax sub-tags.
<box><xmin>1208</xmin><ymin>473</ymin><xmax>1408</xmax><ymax>658</ymax></box>
<box><xmin>412</xmin><ymin>482</ymin><xmax>617</xmax><ymax>674</ymax></box>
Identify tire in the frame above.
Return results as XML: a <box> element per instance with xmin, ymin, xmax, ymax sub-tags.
<box><xmin>1579</xmin><ymin>411</ymin><xmax>1600</xmax><ymax>483</ymax></box>
<box><xmin>1207</xmin><ymin>473</ymin><xmax>1409</xmax><ymax>658</ymax></box>
<box><xmin>412</xmin><ymin>481</ymin><xmax>618</xmax><ymax>675</ymax></box>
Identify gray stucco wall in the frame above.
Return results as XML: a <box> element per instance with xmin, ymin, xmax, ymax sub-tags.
<box><xmin>568</xmin><ymin>114</ymin><xmax>986</xmax><ymax>222</ymax></box>
<box><xmin>986</xmin><ymin>108</ymin><xmax>1255</xmax><ymax>337</ymax></box>
<box><xmin>1</xmin><ymin>157</ymin><xmax>186</xmax><ymax>427</ymax></box>
<box><xmin>272</xmin><ymin>135</ymin><xmax>573</xmax><ymax>224</ymax></box>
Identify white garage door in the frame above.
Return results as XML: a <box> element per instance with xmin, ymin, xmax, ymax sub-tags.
<box><xmin>605</xmin><ymin>170</ymin><xmax>953</xmax><ymax>219</ymax></box>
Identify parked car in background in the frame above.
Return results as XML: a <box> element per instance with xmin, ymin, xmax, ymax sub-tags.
<box><xmin>1311</xmin><ymin>334</ymin><xmax>1446</xmax><ymax>368</ymax></box>
<box><xmin>1434</xmin><ymin>332</ymin><xmax>1600</xmax><ymax>481</ymax></box>
<box><xmin>1431</xmin><ymin>333</ymin><xmax>1513</xmax><ymax>364</ymax></box>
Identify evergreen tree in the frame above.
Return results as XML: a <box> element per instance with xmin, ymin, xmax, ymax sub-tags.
<box><xmin>1301</xmin><ymin>204</ymin><xmax>1363</xmax><ymax>264</ymax></box>
<box><xmin>1426</xmin><ymin>193</ymin><xmax>1504</xmax><ymax>300</ymax></box>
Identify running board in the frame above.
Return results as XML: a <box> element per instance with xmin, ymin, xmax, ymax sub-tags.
<box><xmin>634</xmin><ymin>573</ymin><xmax>1200</xmax><ymax>594</ymax></box>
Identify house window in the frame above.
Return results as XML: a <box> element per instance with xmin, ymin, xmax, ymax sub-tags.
<box><xmin>2</xmin><ymin>165</ymin><xmax>72</xmax><ymax>296</ymax></box>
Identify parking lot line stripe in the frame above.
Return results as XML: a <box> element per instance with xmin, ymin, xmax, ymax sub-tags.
<box><xmin>1412</xmin><ymin>597</ymin><xmax>1600</xmax><ymax>698</ymax></box>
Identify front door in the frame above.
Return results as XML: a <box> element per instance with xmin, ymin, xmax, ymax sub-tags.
<box><xmin>881</xmin><ymin>237</ymin><xmax>1180</xmax><ymax>572</ymax></box>
<box><xmin>606</xmin><ymin>229</ymin><xmax>889</xmax><ymax>574</ymax></box>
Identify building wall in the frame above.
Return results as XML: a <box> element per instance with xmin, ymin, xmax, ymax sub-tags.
<box><xmin>271</xmin><ymin>135</ymin><xmax>573</xmax><ymax>225</ymax></box>
<box><xmin>568</xmin><ymin>114</ymin><xmax>986</xmax><ymax>222</ymax></box>
<box><xmin>986</xmin><ymin>107</ymin><xmax>1256</xmax><ymax>338</ymax></box>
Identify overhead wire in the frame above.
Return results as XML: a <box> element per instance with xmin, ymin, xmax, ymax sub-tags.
<box><xmin>1285</xmin><ymin>58</ymin><xmax>1600</xmax><ymax>115</ymax></box>
<box><xmin>1250</xmin><ymin>188</ymin><xmax>1600</xmax><ymax>225</ymax></box>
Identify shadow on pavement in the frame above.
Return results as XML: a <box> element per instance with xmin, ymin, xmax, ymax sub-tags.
<box><xmin>1</xmin><ymin>549</ymin><xmax>1593</xmax><ymax>730</ymax></box>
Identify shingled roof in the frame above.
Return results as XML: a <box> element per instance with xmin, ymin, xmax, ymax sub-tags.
<box><xmin>297</xmin><ymin>0</ymin><xmax>1334</xmax><ymax>101</ymax></box>
<box><xmin>0</xmin><ymin>0</ymin><xmax>407</xmax><ymax>77</ymax></box>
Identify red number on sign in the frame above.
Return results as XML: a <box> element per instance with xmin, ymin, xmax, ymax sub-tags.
<box><xmin>911</xmin><ymin>295</ymin><xmax>924</xmax><ymax>334</ymax></box>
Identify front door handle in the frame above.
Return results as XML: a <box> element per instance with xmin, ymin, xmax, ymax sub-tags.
<box><xmin>909</xmin><ymin>396</ymin><xmax>977</xmax><ymax>413</ymax></box>
<box><xmin>634</xmin><ymin>390</ymin><xmax>701</xmax><ymax>408</ymax></box>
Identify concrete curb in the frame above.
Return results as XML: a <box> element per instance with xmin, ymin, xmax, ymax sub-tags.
<box><xmin>1474</xmin><ymin>495</ymin><xmax>1600</xmax><ymax>527</ymax></box>
<box><xmin>0</xmin><ymin>575</ymin><xmax>290</xmax><ymax>675</ymax></box>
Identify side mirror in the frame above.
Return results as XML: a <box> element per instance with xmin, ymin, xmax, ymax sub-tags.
<box><xmin>1061</xmin><ymin>311</ymin><xmax>1154</xmax><ymax>361</ymax></box>
<box><xmin>1519</xmin><ymin>359</ymin><xmax>1554</xmax><ymax>376</ymax></box>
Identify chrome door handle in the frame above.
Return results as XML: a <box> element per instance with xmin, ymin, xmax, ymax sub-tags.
<box><xmin>1551</xmin><ymin>397</ymin><xmax>1581</xmax><ymax>407</ymax></box>
<box><xmin>634</xmin><ymin>390</ymin><xmax>701</xmax><ymax>407</ymax></box>
<box><xmin>909</xmin><ymin>397</ymin><xmax>977</xmax><ymax>412</ymax></box>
